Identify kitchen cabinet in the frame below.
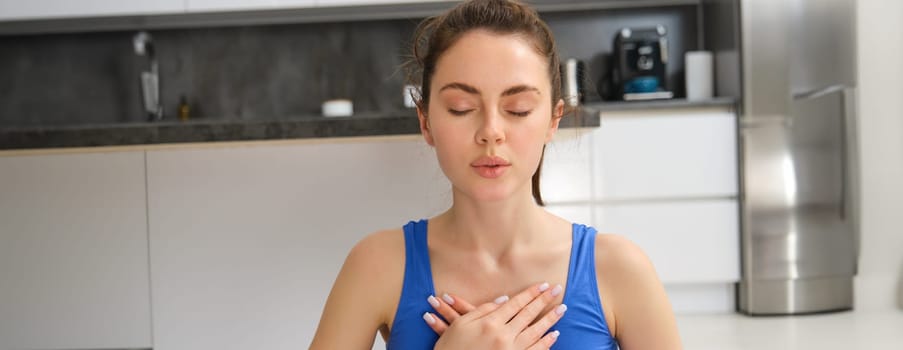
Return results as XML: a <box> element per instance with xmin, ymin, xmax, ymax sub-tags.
<box><xmin>0</xmin><ymin>151</ymin><xmax>152</xmax><ymax>350</ymax></box>
<box><xmin>542</xmin><ymin>106</ymin><xmax>741</xmax><ymax>309</ymax></box>
<box><xmin>0</xmin><ymin>0</ymin><xmax>183</xmax><ymax>21</ymax></box>
<box><xmin>541</xmin><ymin>128</ymin><xmax>595</xmax><ymax>203</ymax></box>
<box><xmin>187</xmin><ymin>0</ymin><xmax>315</xmax><ymax>13</ymax></box>
<box><xmin>593</xmin><ymin>109</ymin><xmax>739</xmax><ymax>200</ymax></box>
<box><xmin>596</xmin><ymin>200</ymin><xmax>740</xmax><ymax>284</ymax></box>
<box><xmin>145</xmin><ymin>138</ymin><xmax>450</xmax><ymax>349</ymax></box>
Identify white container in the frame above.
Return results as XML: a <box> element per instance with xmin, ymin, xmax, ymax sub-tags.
<box><xmin>321</xmin><ymin>99</ymin><xmax>353</xmax><ymax>117</ymax></box>
<box><xmin>403</xmin><ymin>84</ymin><xmax>419</xmax><ymax>109</ymax></box>
<box><xmin>685</xmin><ymin>51</ymin><xmax>714</xmax><ymax>101</ymax></box>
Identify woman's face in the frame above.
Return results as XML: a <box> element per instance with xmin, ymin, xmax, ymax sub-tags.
<box><xmin>419</xmin><ymin>30</ymin><xmax>563</xmax><ymax>203</ymax></box>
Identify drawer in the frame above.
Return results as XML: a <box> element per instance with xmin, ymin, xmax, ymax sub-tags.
<box><xmin>593</xmin><ymin>110</ymin><xmax>738</xmax><ymax>200</ymax></box>
<box><xmin>595</xmin><ymin>199</ymin><xmax>740</xmax><ymax>284</ymax></box>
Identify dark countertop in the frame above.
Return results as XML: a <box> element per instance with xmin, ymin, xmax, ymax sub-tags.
<box><xmin>0</xmin><ymin>98</ymin><xmax>736</xmax><ymax>151</ymax></box>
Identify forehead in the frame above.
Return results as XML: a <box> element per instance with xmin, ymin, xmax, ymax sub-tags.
<box><xmin>432</xmin><ymin>30</ymin><xmax>550</xmax><ymax>93</ymax></box>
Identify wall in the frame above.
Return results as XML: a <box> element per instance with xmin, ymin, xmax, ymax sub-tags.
<box><xmin>0</xmin><ymin>5</ymin><xmax>699</xmax><ymax>127</ymax></box>
<box><xmin>854</xmin><ymin>0</ymin><xmax>903</xmax><ymax>311</ymax></box>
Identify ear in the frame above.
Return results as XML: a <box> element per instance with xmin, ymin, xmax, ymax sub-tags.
<box><xmin>417</xmin><ymin>105</ymin><xmax>435</xmax><ymax>146</ymax></box>
<box><xmin>545</xmin><ymin>99</ymin><xmax>565</xmax><ymax>143</ymax></box>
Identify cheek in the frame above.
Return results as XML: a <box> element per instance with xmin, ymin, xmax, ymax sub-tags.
<box><xmin>507</xmin><ymin>127</ymin><xmax>548</xmax><ymax>163</ymax></box>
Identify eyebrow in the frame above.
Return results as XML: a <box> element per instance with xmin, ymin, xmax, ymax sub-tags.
<box><xmin>438</xmin><ymin>82</ymin><xmax>541</xmax><ymax>97</ymax></box>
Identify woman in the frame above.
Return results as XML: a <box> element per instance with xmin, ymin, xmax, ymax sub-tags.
<box><xmin>310</xmin><ymin>0</ymin><xmax>681</xmax><ymax>348</ymax></box>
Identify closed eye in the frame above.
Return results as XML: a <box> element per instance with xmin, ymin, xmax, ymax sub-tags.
<box><xmin>448</xmin><ymin>109</ymin><xmax>473</xmax><ymax>116</ymax></box>
<box><xmin>509</xmin><ymin>110</ymin><xmax>531</xmax><ymax>117</ymax></box>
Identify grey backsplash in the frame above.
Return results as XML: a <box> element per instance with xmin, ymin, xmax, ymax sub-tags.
<box><xmin>0</xmin><ymin>6</ymin><xmax>695</xmax><ymax>128</ymax></box>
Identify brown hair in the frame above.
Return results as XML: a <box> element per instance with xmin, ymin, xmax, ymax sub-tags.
<box><xmin>405</xmin><ymin>0</ymin><xmax>564</xmax><ymax>206</ymax></box>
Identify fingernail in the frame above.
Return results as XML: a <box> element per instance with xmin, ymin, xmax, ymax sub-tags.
<box><xmin>442</xmin><ymin>293</ymin><xmax>455</xmax><ymax>305</ymax></box>
<box><xmin>550</xmin><ymin>330</ymin><xmax>560</xmax><ymax>339</ymax></box>
<box><xmin>551</xmin><ymin>284</ymin><xmax>563</xmax><ymax>297</ymax></box>
<box><xmin>494</xmin><ymin>295</ymin><xmax>510</xmax><ymax>304</ymax></box>
<box><xmin>423</xmin><ymin>312</ymin><xmax>436</xmax><ymax>324</ymax></box>
<box><xmin>427</xmin><ymin>295</ymin><xmax>440</xmax><ymax>308</ymax></box>
<box><xmin>538</xmin><ymin>282</ymin><xmax>550</xmax><ymax>292</ymax></box>
<box><xmin>555</xmin><ymin>304</ymin><xmax>568</xmax><ymax>315</ymax></box>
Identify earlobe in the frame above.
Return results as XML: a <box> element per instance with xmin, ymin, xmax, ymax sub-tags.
<box><xmin>417</xmin><ymin>107</ymin><xmax>435</xmax><ymax>146</ymax></box>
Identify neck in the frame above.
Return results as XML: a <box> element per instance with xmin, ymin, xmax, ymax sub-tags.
<box><xmin>434</xmin><ymin>185</ymin><xmax>550</xmax><ymax>259</ymax></box>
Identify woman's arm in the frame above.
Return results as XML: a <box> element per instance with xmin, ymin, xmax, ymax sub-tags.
<box><xmin>597</xmin><ymin>234</ymin><xmax>682</xmax><ymax>350</ymax></box>
<box><xmin>310</xmin><ymin>230</ymin><xmax>404</xmax><ymax>349</ymax></box>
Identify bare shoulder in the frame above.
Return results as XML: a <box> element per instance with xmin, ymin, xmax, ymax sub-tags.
<box><xmin>341</xmin><ymin>228</ymin><xmax>407</xmax><ymax>310</ymax></box>
<box><xmin>309</xmin><ymin>228</ymin><xmax>406</xmax><ymax>349</ymax></box>
<box><xmin>595</xmin><ymin>233</ymin><xmax>658</xmax><ymax>281</ymax></box>
<box><xmin>594</xmin><ymin>233</ymin><xmax>682</xmax><ymax>349</ymax></box>
<box><xmin>348</xmin><ymin>228</ymin><xmax>406</xmax><ymax>270</ymax></box>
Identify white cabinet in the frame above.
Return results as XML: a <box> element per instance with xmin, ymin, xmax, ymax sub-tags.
<box><xmin>0</xmin><ymin>151</ymin><xmax>152</xmax><ymax>350</ymax></box>
<box><xmin>596</xmin><ymin>200</ymin><xmax>740</xmax><ymax>284</ymax></box>
<box><xmin>187</xmin><ymin>0</ymin><xmax>315</xmax><ymax>13</ymax></box>
<box><xmin>541</xmin><ymin>128</ymin><xmax>595</xmax><ymax>203</ymax></box>
<box><xmin>593</xmin><ymin>109</ymin><xmax>738</xmax><ymax>200</ymax></box>
<box><xmin>0</xmin><ymin>0</ymin><xmax>184</xmax><ymax>21</ymax></box>
<box><xmin>146</xmin><ymin>138</ymin><xmax>450</xmax><ymax>349</ymax></box>
<box><xmin>542</xmin><ymin>106</ymin><xmax>741</xmax><ymax>295</ymax></box>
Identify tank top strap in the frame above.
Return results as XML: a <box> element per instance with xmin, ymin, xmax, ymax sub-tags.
<box><xmin>402</xmin><ymin>219</ymin><xmax>436</xmax><ymax>296</ymax></box>
<box><xmin>388</xmin><ymin>220</ymin><xmax>438</xmax><ymax>349</ymax></box>
<box><xmin>561</xmin><ymin>223</ymin><xmax>607</xmax><ymax>326</ymax></box>
<box><xmin>566</xmin><ymin>223</ymin><xmax>599</xmax><ymax>290</ymax></box>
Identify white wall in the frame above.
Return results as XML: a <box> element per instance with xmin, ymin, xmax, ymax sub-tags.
<box><xmin>854</xmin><ymin>0</ymin><xmax>903</xmax><ymax>311</ymax></box>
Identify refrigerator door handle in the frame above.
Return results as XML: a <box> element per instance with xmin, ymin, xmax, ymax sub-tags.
<box><xmin>841</xmin><ymin>86</ymin><xmax>860</xmax><ymax>275</ymax></box>
<box><xmin>792</xmin><ymin>84</ymin><xmax>849</xmax><ymax>101</ymax></box>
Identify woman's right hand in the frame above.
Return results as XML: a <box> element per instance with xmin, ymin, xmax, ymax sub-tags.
<box><xmin>425</xmin><ymin>282</ymin><xmax>567</xmax><ymax>350</ymax></box>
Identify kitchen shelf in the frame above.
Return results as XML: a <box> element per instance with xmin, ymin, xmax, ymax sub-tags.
<box><xmin>583</xmin><ymin>96</ymin><xmax>738</xmax><ymax>113</ymax></box>
<box><xmin>0</xmin><ymin>108</ymin><xmax>600</xmax><ymax>150</ymax></box>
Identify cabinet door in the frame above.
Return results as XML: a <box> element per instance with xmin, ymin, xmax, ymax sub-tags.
<box><xmin>593</xmin><ymin>109</ymin><xmax>738</xmax><ymax>200</ymax></box>
<box><xmin>0</xmin><ymin>151</ymin><xmax>152</xmax><ymax>349</ymax></box>
<box><xmin>595</xmin><ymin>199</ymin><xmax>740</xmax><ymax>284</ymax></box>
<box><xmin>187</xmin><ymin>0</ymin><xmax>315</xmax><ymax>12</ymax></box>
<box><xmin>0</xmin><ymin>0</ymin><xmax>184</xmax><ymax>21</ymax></box>
<box><xmin>146</xmin><ymin>139</ymin><xmax>449</xmax><ymax>350</ymax></box>
<box><xmin>540</xmin><ymin>128</ymin><xmax>594</xmax><ymax>203</ymax></box>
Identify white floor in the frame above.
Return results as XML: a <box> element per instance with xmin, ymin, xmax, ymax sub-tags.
<box><xmin>678</xmin><ymin>309</ymin><xmax>903</xmax><ymax>350</ymax></box>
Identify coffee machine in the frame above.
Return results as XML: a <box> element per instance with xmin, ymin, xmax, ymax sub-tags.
<box><xmin>610</xmin><ymin>25</ymin><xmax>672</xmax><ymax>100</ymax></box>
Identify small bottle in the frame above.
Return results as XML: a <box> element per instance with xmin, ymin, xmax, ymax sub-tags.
<box><xmin>178</xmin><ymin>95</ymin><xmax>190</xmax><ymax>121</ymax></box>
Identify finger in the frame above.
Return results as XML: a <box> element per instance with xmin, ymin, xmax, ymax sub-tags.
<box><xmin>442</xmin><ymin>293</ymin><xmax>478</xmax><ymax>315</ymax></box>
<box><xmin>427</xmin><ymin>295</ymin><xmax>462</xmax><ymax>324</ymax></box>
<box><xmin>483</xmin><ymin>282</ymin><xmax>549</xmax><ymax>324</ymax></box>
<box><xmin>517</xmin><ymin>304</ymin><xmax>567</xmax><ymax>346</ymax></box>
<box><xmin>526</xmin><ymin>330</ymin><xmax>560</xmax><ymax>350</ymax></box>
<box><xmin>466</xmin><ymin>298</ymin><xmax>506</xmax><ymax>319</ymax></box>
<box><xmin>422</xmin><ymin>312</ymin><xmax>448</xmax><ymax>335</ymax></box>
<box><xmin>507</xmin><ymin>283</ymin><xmax>562</xmax><ymax>332</ymax></box>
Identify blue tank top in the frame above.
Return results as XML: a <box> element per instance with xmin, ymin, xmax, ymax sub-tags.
<box><xmin>386</xmin><ymin>219</ymin><xmax>618</xmax><ymax>349</ymax></box>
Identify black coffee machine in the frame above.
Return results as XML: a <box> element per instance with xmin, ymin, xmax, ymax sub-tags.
<box><xmin>609</xmin><ymin>25</ymin><xmax>672</xmax><ymax>101</ymax></box>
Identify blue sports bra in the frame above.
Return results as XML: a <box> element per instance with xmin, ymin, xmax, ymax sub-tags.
<box><xmin>386</xmin><ymin>219</ymin><xmax>618</xmax><ymax>349</ymax></box>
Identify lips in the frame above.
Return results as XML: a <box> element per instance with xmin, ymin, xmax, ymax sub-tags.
<box><xmin>470</xmin><ymin>156</ymin><xmax>511</xmax><ymax>167</ymax></box>
<box><xmin>471</xmin><ymin>156</ymin><xmax>511</xmax><ymax>179</ymax></box>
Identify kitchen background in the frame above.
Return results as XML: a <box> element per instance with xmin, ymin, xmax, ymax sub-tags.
<box><xmin>0</xmin><ymin>0</ymin><xmax>901</xmax><ymax>349</ymax></box>
<box><xmin>0</xmin><ymin>6</ymin><xmax>698</xmax><ymax>127</ymax></box>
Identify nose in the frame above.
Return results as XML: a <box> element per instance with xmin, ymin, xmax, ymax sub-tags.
<box><xmin>475</xmin><ymin>110</ymin><xmax>505</xmax><ymax>145</ymax></box>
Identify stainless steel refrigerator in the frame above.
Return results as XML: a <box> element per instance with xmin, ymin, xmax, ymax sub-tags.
<box><xmin>734</xmin><ymin>0</ymin><xmax>860</xmax><ymax>315</ymax></box>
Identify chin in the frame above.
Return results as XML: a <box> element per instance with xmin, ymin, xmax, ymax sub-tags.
<box><xmin>458</xmin><ymin>181</ymin><xmax>524</xmax><ymax>203</ymax></box>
